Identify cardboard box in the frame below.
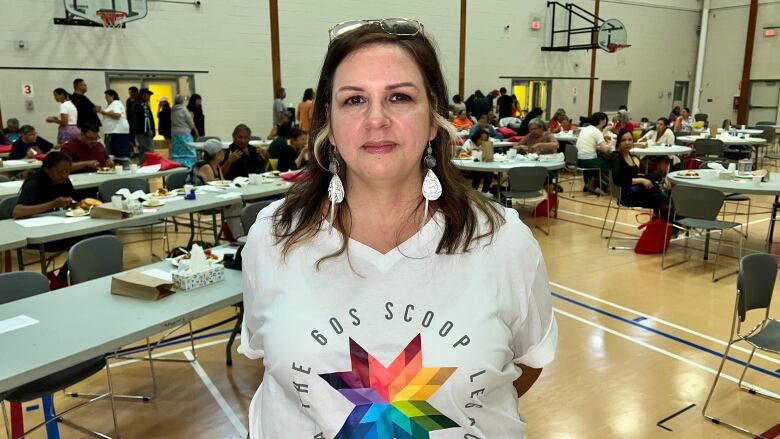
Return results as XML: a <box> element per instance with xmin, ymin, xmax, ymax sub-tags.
<box><xmin>172</xmin><ymin>264</ymin><xmax>225</xmax><ymax>291</ymax></box>
<box><xmin>91</xmin><ymin>204</ymin><xmax>131</xmax><ymax>220</ymax></box>
<box><xmin>111</xmin><ymin>271</ymin><xmax>174</xmax><ymax>300</ymax></box>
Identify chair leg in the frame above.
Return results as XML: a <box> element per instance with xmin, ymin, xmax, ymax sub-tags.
<box><xmin>712</xmin><ymin>228</ymin><xmax>739</xmax><ymax>282</ymax></box>
<box><xmin>606</xmin><ymin>204</ymin><xmax>622</xmax><ymax>249</ymax></box>
<box><xmin>600</xmin><ymin>200</ymin><xmax>612</xmax><ymax>239</ymax></box>
<box><xmin>702</xmin><ymin>340</ymin><xmax>735</xmax><ymax>425</ymax></box>
<box><xmin>104</xmin><ymin>357</ymin><xmax>121</xmax><ymax>439</ymax></box>
<box><xmin>226</xmin><ymin>304</ymin><xmax>244</xmax><ymax>366</ymax></box>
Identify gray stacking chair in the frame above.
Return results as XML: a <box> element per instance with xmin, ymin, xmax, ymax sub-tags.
<box><xmin>67</xmin><ymin>235</ymin><xmax>123</xmax><ymax>284</ymax></box>
<box><xmin>693</xmin><ymin>138</ymin><xmax>724</xmax><ymax>164</ymax></box>
<box><xmin>501</xmin><ymin>166</ymin><xmax>551</xmax><ymax>235</ymax></box>
<box><xmin>564</xmin><ymin>143</ymin><xmax>600</xmax><ymax>197</ymax></box>
<box><xmin>703</xmin><ymin>253</ymin><xmax>780</xmax><ymax>437</ymax></box>
<box><xmin>0</xmin><ymin>272</ymin><xmax>119</xmax><ymax>439</ymax></box>
<box><xmin>662</xmin><ymin>186</ymin><xmax>743</xmax><ymax>282</ymax></box>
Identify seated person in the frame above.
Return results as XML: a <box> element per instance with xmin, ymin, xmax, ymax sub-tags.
<box><xmin>61</xmin><ymin>124</ymin><xmax>114</xmax><ymax>173</ymax></box>
<box><xmin>13</xmin><ymin>151</ymin><xmax>74</xmax><ymax>219</ymax></box>
<box><xmin>611</xmin><ymin>129</ymin><xmax>670</xmax><ymax>218</ymax></box>
<box><xmin>222</xmin><ymin>123</ymin><xmax>268</xmax><ymax>180</ymax></box>
<box><xmin>9</xmin><ymin>125</ymin><xmax>54</xmax><ymax>159</ymax></box>
<box><xmin>266</xmin><ymin>111</ymin><xmax>292</xmax><ymax>140</ymax></box>
<box><xmin>2</xmin><ymin>118</ymin><xmax>20</xmax><ymax>143</ymax></box>
<box><xmin>674</xmin><ymin>107</ymin><xmax>695</xmax><ymax>133</ymax></box>
<box><xmin>516</xmin><ymin>119</ymin><xmax>559</xmax><ymax>154</ymax></box>
<box><xmin>517</xmin><ymin>107</ymin><xmax>544</xmax><ymax>136</ymax></box>
<box><xmin>486</xmin><ymin>109</ymin><xmax>499</xmax><ymax>126</ymax></box>
<box><xmin>548</xmin><ymin>108</ymin><xmax>571</xmax><ymax>133</ymax></box>
<box><xmin>464</xmin><ymin>129</ymin><xmax>494</xmax><ymax>197</ymax></box>
<box><xmin>468</xmin><ymin>114</ymin><xmax>503</xmax><ymax>139</ymax></box>
<box><xmin>638</xmin><ymin>117</ymin><xmax>675</xmax><ymax>146</ymax></box>
<box><xmin>187</xmin><ymin>139</ymin><xmax>228</xmax><ymax>185</ymax></box>
<box><xmin>576</xmin><ymin>112</ymin><xmax>612</xmax><ymax>194</ymax></box>
<box><xmin>268</xmin><ymin>123</ymin><xmax>296</xmax><ymax>172</ymax></box>
<box><xmin>452</xmin><ymin>109</ymin><xmax>474</xmax><ymax>131</ymax></box>
<box><xmin>290</xmin><ymin>128</ymin><xmax>309</xmax><ymax>169</ymax></box>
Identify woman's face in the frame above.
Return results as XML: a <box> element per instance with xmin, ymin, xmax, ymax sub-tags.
<box><xmin>457</xmin><ymin>110</ymin><xmax>467</xmax><ymax>120</ymax></box>
<box><xmin>328</xmin><ymin>43</ymin><xmax>436</xmax><ymax>184</ymax></box>
<box><xmin>619</xmin><ymin>132</ymin><xmax>634</xmax><ymax>152</ymax></box>
<box><xmin>53</xmin><ymin>92</ymin><xmax>64</xmax><ymax>103</ymax></box>
<box><xmin>291</xmin><ymin>135</ymin><xmax>307</xmax><ymax>151</ymax></box>
<box><xmin>478</xmin><ymin>133</ymin><xmax>489</xmax><ymax>145</ymax></box>
<box><xmin>656</xmin><ymin>119</ymin><xmax>666</xmax><ymax>132</ymax></box>
<box><xmin>45</xmin><ymin>161</ymin><xmax>71</xmax><ymax>185</ymax></box>
<box><xmin>215</xmin><ymin>149</ymin><xmax>226</xmax><ymax>163</ymax></box>
<box><xmin>682</xmin><ymin>108</ymin><xmax>690</xmax><ymax>118</ymax></box>
<box><xmin>105</xmin><ymin>93</ymin><xmax>113</xmax><ymax>104</ymax></box>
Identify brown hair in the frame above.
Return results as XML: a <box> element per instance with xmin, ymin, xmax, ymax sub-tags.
<box><xmin>272</xmin><ymin>24</ymin><xmax>504</xmax><ymax>266</ymax></box>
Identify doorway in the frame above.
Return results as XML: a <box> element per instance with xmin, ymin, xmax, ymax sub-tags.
<box><xmin>748</xmin><ymin>80</ymin><xmax>779</xmax><ymax>126</ymax></box>
<box><xmin>673</xmin><ymin>81</ymin><xmax>689</xmax><ymax>110</ymax></box>
<box><xmin>512</xmin><ymin>80</ymin><xmax>552</xmax><ymax>119</ymax></box>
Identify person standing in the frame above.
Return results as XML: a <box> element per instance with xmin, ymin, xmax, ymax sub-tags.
<box><xmin>157</xmin><ymin>96</ymin><xmax>172</xmax><ymax>153</ymax></box>
<box><xmin>187</xmin><ymin>94</ymin><xmax>205</xmax><ymax>138</ymax></box>
<box><xmin>297</xmin><ymin>88</ymin><xmax>314</xmax><ymax>134</ymax></box>
<box><xmin>273</xmin><ymin>87</ymin><xmax>287</xmax><ymax>127</ymax></box>
<box><xmin>496</xmin><ymin>87</ymin><xmax>514</xmax><ymax>120</ymax></box>
<box><xmin>171</xmin><ymin>95</ymin><xmax>198</xmax><ymax>167</ymax></box>
<box><xmin>46</xmin><ymin>88</ymin><xmax>80</xmax><ymax>145</ymax></box>
<box><xmin>99</xmin><ymin>89</ymin><xmax>131</xmax><ymax>163</ymax></box>
<box><xmin>126</xmin><ymin>86</ymin><xmax>139</xmax><ymax>155</ymax></box>
<box><xmin>70</xmin><ymin>79</ymin><xmax>101</xmax><ymax>130</ymax></box>
<box><xmin>129</xmin><ymin>88</ymin><xmax>156</xmax><ymax>163</ymax></box>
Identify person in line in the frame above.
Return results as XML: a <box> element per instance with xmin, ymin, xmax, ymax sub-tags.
<box><xmin>470</xmin><ymin>89</ymin><xmax>491</xmax><ymax>118</ymax></box>
<box><xmin>548</xmin><ymin>108</ymin><xmax>571</xmax><ymax>133</ymax></box>
<box><xmin>222</xmin><ymin>124</ymin><xmax>268</xmax><ymax>179</ymax></box>
<box><xmin>61</xmin><ymin>124</ymin><xmax>113</xmax><ymax>173</ymax></box>
<box><xmin>129</xmin><ymin>88</ymin><xmax>156</xmax><ymax>163</ymax></box>
<box><xmin>157</xmin><ymin>96</ymin><xmax>172</xmax><ymax>152</ymax></box>
<box><xmin>46</xmin><ymin>88</ymin><xmax>80</xmax><ymax>145</ymax></box>
<box><xmin>188</xmin><ymin>94</ymin><xmax>205</xmax><ymax>138</ymax></box>
<box><xmin>297</xmin><ymin>88</ymin><xmax>314</xmax><ymax>134</ymax></box>
<box><xmin>171</xmin><ymin>95</ymin><xmax>198</xmax><ymax>167</ymax></box>
<box><xmin>450</xmin><ymin>94</ymin><xmax>466</xmax><ymax>114</ymax></box>
<box><xmin>674</xmin><ymin>107</ymin><xmax>695</xmax><ymax>133</ymax></box>
<box><xmin>187</xmin><ymin>139</ymin><xmax>228</xmax><ymax>185</ymax></box>
<box><xmin>451</xmin><ymin>109</ymin><xmax>473</xmax><ymax>131</ymax></box>
<box><xmin>10</xmin><ymin>125</ymin><xmax>53</xmax><ymax>160</ymax></box>
<box><xmin>496</xmin><ymin>87</ymin><xmax>514</xmax><ymax>119</ymax></box>
<box><xmin>576</xmin><ymin>111</ymin><xmax>612</xmax><ymax>194</ymax></box>
<box><xmin>611</xmin><ymin>128</ymin><xmax>670</xmax><ymax>218</ymax></box>
<box><xmin>2</xmin><ymin>118</ymin><xmax>20</xmax><ymax>143</ymax></box>
<box><xmin>99</xmin><ymin>89</ymin><xmax>131</xmax><ymax>163</ymax></box>
<box><xmin>126</xmin><ymin>86</ymin><xmax>139</xmax><ymax>154</ymax></box>
<box><xmin>70</xmin><ymin>79</ymin><xmax>101</xmax><ymax>130</ymax></box>
<box><xmin>516</xmin><ymin>107</ymin><xmax>543</xmax><ymax>136</ymax></box>
<box><xmin>468</xmin><ymin>114</ymin><xmax>503</xmax><ymax>139</ymax></box>
<box><xmin>240</xmin><ymin>20</ymin><xmax>556</xmax><ymax>439</ymax></box>
<box><xmin>273</xmin><ymin>87</ymin><xmax>287</xmax><ymax>127</ymax></box>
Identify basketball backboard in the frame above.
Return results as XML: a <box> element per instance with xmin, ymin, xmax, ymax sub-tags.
<box><xmin>59</xmin><ymin>0</ymin><xmax>147</xmax><ymax>27</ymax></box>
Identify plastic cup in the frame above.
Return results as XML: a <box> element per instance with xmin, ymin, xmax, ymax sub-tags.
<box><xmin>753</xmin><ymin>175</ymin><xmax>762</xmax><ymax>186</ymax></box>
<box><xmin>129</xmin><ymin>164</ymin><xmax>138</xmax><ymax>173</ymax></box>
<box><xmin>115</xmin><ymin>165</ymin><xmax>123</xmax><ymax>175</ymax></box>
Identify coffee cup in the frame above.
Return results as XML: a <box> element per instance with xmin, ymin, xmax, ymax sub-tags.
<box><xmin>115</xmin><ymin>164</ymin><xmax>124</xmax><ymax>175</ymax></box>
<box><xmin>111</xmin><ymin>195</ymin><xmax>123</xmax><ymax>209</ymax></box>
<box><xmin>129</xmin><ymin>164</ymin><xmax>138</xmax><ymax>173</ymax></box>
<box><xmin>753</xmin><ymin>175</ymin><xmax>762</xmax><ymax>186</ymax></box>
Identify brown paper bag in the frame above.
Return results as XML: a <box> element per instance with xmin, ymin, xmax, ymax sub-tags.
<box><xmin>709</xmin><ymin>126</ymin><xmax>718</xmax><ymax>138</ymax></box>
<box><xmin>482</xmin><ymin>141</ymin><xmax>494</xmax><ymax>162</ymax></box>
<box><xmin>111</xmin><ymin>271</ymin><xmax>174</xmax><ymax>300</ymax></box>
<box><xmin>91</xmin><ymin>204</ymin><xmax>130</xmax><ymax>220</ymax></box>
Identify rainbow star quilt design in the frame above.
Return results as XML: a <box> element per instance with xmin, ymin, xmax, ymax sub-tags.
<box><xmin>320</xmin><ymin>334</ymin><xmax>459</xmax><ymax>439</ymax></box>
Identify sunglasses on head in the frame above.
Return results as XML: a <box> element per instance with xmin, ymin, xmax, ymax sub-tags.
<box><xmin>328</xmin><ymin>18</ymin><xmax>423</xmax><ymax>42</ymax></box>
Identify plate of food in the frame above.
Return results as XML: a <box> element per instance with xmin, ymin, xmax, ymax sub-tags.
<box><xmin>142</xmin><ymin>197</ymin><xmax>165</xmax><ymax>207</ymax></box>
<box><xmin>207</xmin><ymin>180</ymin><xmax>233</xmax><ymax>187</ymax></box>
<box><xmin>96</xmin><ymin>167</ymin><xmax>116</xmax><ymax>174</ymax></box>
<box><xmin>457</xmin><ymin>151</ymin><xmax>471</xmax><ymax>159</ymax></box>
<box><xmin>151</xmin><ymin>187</ymin><xmax>171</xmax><ymax>197</ymax></box>
<box><xmin>677</xmin><ymin>170</ymin><xmax>701</xmax><ymax>179</ymax></box>
<box><xmin>261</xmin><ymin>171</ymin><xmax>281</xmax><ymax>178</ymax></box>
<box><xmin>74</xmin><ymin>197</ymin><xmax>102</xmax><ymax>210</ymax></box>
<box><xmin>65</xmin><ymin>207</ymin><xmax>90</xmax><ymax>217</ymax></box>
<box><xmin>170</xmin><ymin>248</ymin><xmax>222</xmax><ymax>267</ymax></box>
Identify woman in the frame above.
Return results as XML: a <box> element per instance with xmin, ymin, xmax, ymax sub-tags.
<box><xmin>157</xmin><ymin>97</ymin><xmax>172</xmax><ymax>149</ymax></box>
<box><xmin>611</xmin><ymin>129</ymin><xmax>669</xmax><ymax>217</ymax></box>
<box><xmin>99</xmin><ymin>89</ymin><xmax>131</xmax><ymax>162</ymax></box>
<box><xmin>638</xmin><ymin>117</ymin><xmax>675</xmax><ymax>146</ymax></box>
<box><xmin>187</xmin><ymin>93</ymin><xmax>205</xmax><ymax>138</ymax></box>
<box><xmin>290</xmin><ymin>128</ymin><xmax>309</xmax><ymax>169</ymax></box>
<box><xmin>463</xmin><ymin>129</ymin><xmax>495</xmax><ymax>196</ymax></box>
<box><xmin>674</xmin><ymin>107</ymin><xmax>695</xmax><ymax>133</ymax></box>
<box><xmin>46</xmin><ymin>88</ymin><xmax>80</xmax><ymax>145</ymax></box>
<box><xmin>450</xmin><ymin>93</ymin><xmax>466</xmax><ymax>114</ymax></box>
<box><xmin>451</xmin><ymin>109</ymin><xmax>473</xmax><ymax>131</ymax></box>
<box><xmin>548</xmin><ymin>108</ymin><xmax>570</xmax><ymax>133</ymax></box>
<box><xmin>240</xmin><ymin>19</ymin><xmax>556</xmax><ymax>439</ymax></box>
<box><xmin>171</xmin><ymin>95</ymin><xmax>198</xmax><ymax>167</ymax></box>
<box><xmin>668</xmin><ymin>106</ymin><xmax>681</xmax><ymax>123</ymax></box>
<box><xmin>297</xmin><ymin>88</ymin><xmax>314</xmax><ymax>133</ymax></box>
<box><xmin>576</xmin><ymin>112</ymin><xmax>612</xmax><ymax>194</ymax></box>
<box><xmin>517</xmin><ymin>106</ymin><xmax>543</xmax><ymax>136</ymax></box>
<box><xmin>187</xmin><ymin>139</ymin><xmax>227</xmax><ymax>185</ymax></box>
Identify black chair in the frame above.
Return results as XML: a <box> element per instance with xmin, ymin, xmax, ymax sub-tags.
<box><xmin>0</xmin><ymin>272</ymin><xmax>119</xmax><ymax>438</ymax></box>
<box><xmin>693</xmin><ymin>138</ymin><xmax>724</xmax><ymax>164</ymax></box>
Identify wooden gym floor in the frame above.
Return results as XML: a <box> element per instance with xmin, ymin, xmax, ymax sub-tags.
<box><xmin>3</xmin><ymin>172</ymin><xmax>780</xmax><ymax>438</ymax></box>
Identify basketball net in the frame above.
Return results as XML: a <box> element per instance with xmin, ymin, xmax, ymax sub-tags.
<box><xmin>607</xmin><ymin>43</ymin><xmax>631</xmax><ymax>53</ymax></box>
<box><xmin>96</xmin><ymin>9</ymin><xmax>128</xmax><ymax>31</ymax></box>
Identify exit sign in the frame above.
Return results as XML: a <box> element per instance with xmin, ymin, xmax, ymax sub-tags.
<box><xmin>765</xmin><ymin>27</ymin><xmax>777</xmax><ymax>37</ymax></box>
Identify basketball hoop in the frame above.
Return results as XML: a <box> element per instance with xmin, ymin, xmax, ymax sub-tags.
<box><xmin>606</xmin><ymin>43</ymin><xmax>631</xmax><ymax>53</ymax></box>
<box><xmin>96</xmin><ymin>9</ymin><xmax>128</xmax><ymax>30</ymax></box>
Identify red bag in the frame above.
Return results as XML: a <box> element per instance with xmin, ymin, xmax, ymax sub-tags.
<box><xmin>634</xmin><ymin>213</ymin><xmax>673</xmax><ymax>254</ymax></box>
<box><xmin>532</xmin><ymin>193</ymin><xmax>556</xmax><ymax>217</ymax></box>
<box><xmin>496</xmin><ymin>127</ymin><xmax>515</xmax><ymax>137</ymax></box>
<box><xmin>143</xmin><ymin>152</ymin><xmax>182</xmax><ymax>170</ymax></box>
<box><xmin>506</xmin><ymin>135</ymin><xmax>525</xmax><ymax>142</ymax></box>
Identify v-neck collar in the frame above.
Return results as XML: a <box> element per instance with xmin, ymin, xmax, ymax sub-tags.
<box><xmin>322</xmin><ymin>212</ymin><xmax>444</xmax><ymax>273</ymax></box>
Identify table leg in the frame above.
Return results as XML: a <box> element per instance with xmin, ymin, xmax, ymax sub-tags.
<box><xmin>38</xmin><ymin>245</ymin><xmax>46</xmax><ymax>275</ymax></box>
<box><xmin>41</xmin><ymin>395</ymin><xmax>61</xmax><ymax>439</ymax></box>
<box><xmin>553</xmin><ymin>170</ymin><xmax>559</xmax><ymax>218</ymax></box>
<box><xmin>187</xmin><ymin>212</ymin><xmax>196</xmax><ymax>248</ymax></box>
<box><xmin>703</xmin><ymin>230</ymin><xmax>710</xmax><ymax>260</ymax></box>
<box><xmin>3</xmin><ymin>250</ymin><xmax>10</xmax><ymax>273</ymax></box>
<box><xmin>10</xmin><ymin>402</ymin><xmax>22</xmax><ymax>439</ymax></box>
<box><xmin>769</xmin><ymin>196</ymin><xmax>779</xmax><ymax>244</ymax></box>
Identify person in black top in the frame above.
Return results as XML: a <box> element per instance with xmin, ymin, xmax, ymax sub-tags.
<box><xmin>9</xmin><ymin>125</ymin><xmax>53</xmax><ymax>159</ymax></box>
<box><xmin>517</xmin><ymin>107</ymin><xmax>544</xmax><ymax>136</ymax></box>
<box><xmin>188</xmin><ymin>94</ymin><xmax>205</xmax><ymax>138</ymax></box>
<box><xmin>611</xmin><ymin>129</ymin><xmax>670</xmax><ymax>218</ymax></box>
<box><xmin>70</xmin><ymin>78</ymin><xmax>101</xmax><ymax>129</ymax></box>
<box><xmin>13</xmin><ymin>151</ymin><xmax>74</xmax><ymax>219</ymax></box>
<box><xmin>268</xmin><ymin>125</ymin><xmax>304</xmax><ymax>172</ymax></box>
<box><xmin>496</xmin><ymin>87</ymin><xmax>514</xmax><ymax>119</ymax></box>
<box><xmin>221</xmin><ymin>124</ymin><xmax>268</xmax><ymax>179</ymax></box>
<box><xmin>471</xmin><ymin>90</ymin><xmax>491</xmax><ymax>118</ymax></box>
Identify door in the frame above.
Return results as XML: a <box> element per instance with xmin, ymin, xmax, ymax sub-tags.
<box><xmin>599</xmin><ymin>81</ymin><xmax>630</xmax><ymax>112</ymax></box>
<box><xmin>748</xmin><ymin>80</ymin><xmax>779</xmax><ymax>126</ymax></box>
<box><xmin>512</xmin><ymin>80</ymin><xmax>552</xmax><ymax>118</ymax></box>
<box><xmin>146</xmin><ymin>81</ymin><xmax>176</xmax><ymax>138</ymax></box>
<box><xmin>673</xmin><ymin>81</ymin><xmax>689</xmax><ymax>110</ymax></box>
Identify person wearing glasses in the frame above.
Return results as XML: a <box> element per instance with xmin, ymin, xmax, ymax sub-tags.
<box><xmin>239</xmin><ymin>18</ymin><xmax>556</xmax><ymax>439</ymax></box>
<box><xmin>61</xmin><ymin>124</ymin><xmax>113</xmax><ymax>173</ymax></box>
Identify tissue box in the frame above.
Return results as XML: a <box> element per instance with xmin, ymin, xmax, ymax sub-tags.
<box><xmin>719</xmin><ymin>170</ymin><xmax>734</xmax><ymax>180</ymax></box>
<box><xmin>172</xmin><ymin>264</ymin><xmax>224</xmax><ymax>291</ymax></box>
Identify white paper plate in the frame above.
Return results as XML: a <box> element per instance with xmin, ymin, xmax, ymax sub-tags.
<box><xmin>207</xmin><ymin>180</ymin><xmax>233</xmax><ymax>187</ymax></box>
<box><xmin>65</xmin><ymin>209</ymin><xmax>90</xmax><ymax>217</ymax></box>
<box><xmin>142</xmin><ymin>200</ymin><xmax>166</xmax><ymax>207</ymax></box>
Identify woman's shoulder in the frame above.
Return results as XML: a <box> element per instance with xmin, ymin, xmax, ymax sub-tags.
<box><xmin>469</xmin><ymin>201</ymin><xmax>538</xmax><ymax>255</ymax></box>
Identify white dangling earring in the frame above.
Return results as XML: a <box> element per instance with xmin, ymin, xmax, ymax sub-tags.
<box><xmin>327</xmin><ymin>148</ymin><xmax>344</xmax><ymax>229</ymax></box>
<box><xmin>421</xmin><ymin>142</ymin><xmax>442</xmax><ymax>228</ymax></box>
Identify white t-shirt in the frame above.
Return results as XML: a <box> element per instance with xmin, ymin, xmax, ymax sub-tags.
<box><xmin>59</xmin><ymin>100</ymin><xmax>78</xmax><ymax>126</ymax></box>
<box><xmin>240</xmin><ymin>201</ymin><xmax>557</xmax><ymax>439</ymax></box>
<box><xmin>101</xmin><ymin>100</ymin><xmax>130</xmax><ymax>134</ymax></box>
<box><xmin>575</xmin><ymin>125</ymin><xmax>605</xmax><ymax>160</ymax></box>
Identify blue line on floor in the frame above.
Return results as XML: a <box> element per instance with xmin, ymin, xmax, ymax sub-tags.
<box><xmin>120</xmin><ymin>329</ymin><xmax>234</xmax><ymax>357</ymax></box>
<box><xmin>551</xmin><ymin>291</ymin><xmax>780</xmax><ymax>379</ymax></box>
<box><xmin>25</xmin><ymin>404</ymin><xmax>38</xmax><ymax>412</ymax></box>
<box><xmin>633</xmin><ymin>317</ymin><xmax>647</xmax><ymax>322</ymax></box>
